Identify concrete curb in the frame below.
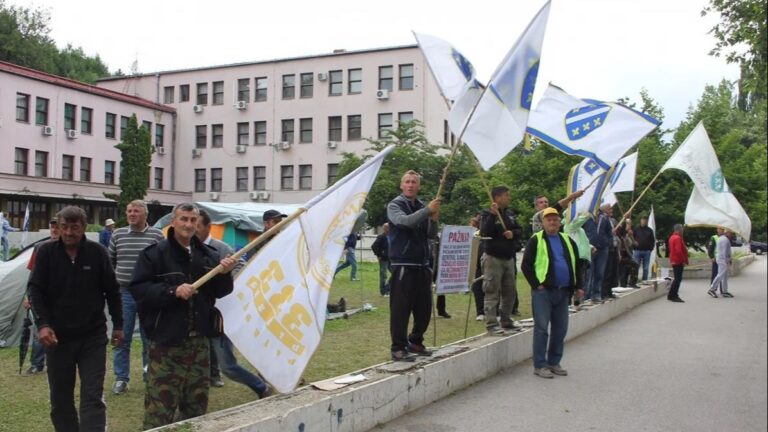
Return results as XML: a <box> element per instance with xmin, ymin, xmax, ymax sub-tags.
<box><xmin>155</xmin><ymin>280</ymin><xmax>673</xmax><ymax>432</ymax></box>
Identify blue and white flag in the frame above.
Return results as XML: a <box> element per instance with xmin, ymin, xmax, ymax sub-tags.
<box><xmin>449</xmin><ymin>0</ymin><xmax>551</xmax><ymax>170</ymax></box>
<box><xmin>565</xmin><ymin>159</ymin><xmax>614</xmax><ymax>222</ymax></box>
<box><xmin>602</xmin><ymin>152</ymin><xmax>638</xmax><ymax>206</ymax></box>
<box><xmin>527</xmin><ymin>84</ymin><xmax>660</xmax><ymax>170</ymax></box>
<box><xmin>413</xmin><ymin>32</ymin><xmax>476</xmax><ymax>101</ymax></box>
<box><xmin>21</xmin><ymin>202</ymin><xmax>30</xmax><ymax>248</ymax></box>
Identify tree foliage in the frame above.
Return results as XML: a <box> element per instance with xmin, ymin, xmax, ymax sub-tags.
<box><xmin>113</xmin><ymin>115</ymin><xmax>153</xmax><ymax>226</ymax></box>
<box><xmin>0</xmin><ymin>0</ymin><xmax>109</xmax><ymax>82</ymax></box>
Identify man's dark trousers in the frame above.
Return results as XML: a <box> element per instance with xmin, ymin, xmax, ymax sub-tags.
<box><xmin>389</xmin><ymin>266</ymin><xmax>432</xmax><ymax>352</ymax></box>
<box><xmin>669</xmin><ymin>265</ymin><xmax>684</xmax><ymax>299</ymax></box>
<box><xmin>47</xmin><ymin>330</ymin><xmax>108</xmax><ymax>432</ymax></box>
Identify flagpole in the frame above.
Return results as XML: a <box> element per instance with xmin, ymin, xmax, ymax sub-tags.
<box><xmin>191</xmin><ymin>207</ymin><xmax>306</xmax><ymax>290</ymax></box>
<box><xmin>624</xmin><ymin>169</ymin><xmax>664</xmax><ymax>219</ymax></box>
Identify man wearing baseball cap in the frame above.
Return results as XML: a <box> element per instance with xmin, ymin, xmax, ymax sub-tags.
<box><xmin>99</xmin><ymin>218</ymin><xmax>115</xmax><ymax>248</ymax></box>
<box><xmin>262</xmin><ymin>210</ymin><xmax>287</xmax><ymax>229</ymax></box>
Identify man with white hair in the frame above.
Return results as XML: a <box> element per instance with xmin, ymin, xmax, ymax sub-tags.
<box><xmin>708</xmin><ymin>229</ymin><xmax>734</xmax><ymax>298</ymax></box>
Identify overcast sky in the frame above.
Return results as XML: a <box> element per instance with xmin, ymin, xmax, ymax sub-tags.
<box><xmin>16</xmin><ymin>0</ymin><xmax>738</xmax><ymax>135</ymax></box>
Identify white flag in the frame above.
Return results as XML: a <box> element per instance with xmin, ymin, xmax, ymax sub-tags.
<box><xmin>218</xmin><ymin>146</ymin><xmax>394</xmax><ymax>393</ymax></box>
<box><xmin>449</xmin><ymin>0</ymin><xmax>551</xmax><ymax>170</ymax></box>
<box><xmin>527</xmin><ymin>84</ymin><xmax>660</xmax><ymax>170</ymax></box>
<box><xmin>413</xmin><ymin>32</ymin><xmax>476</xmax><ymax>101</ymax></box>
<box><xmin>601</xmin><ymin>152</ymin><xmax>638</xmax><ymax>206</ymax></box>
<box><xmin>565</xmin><ymin>158</ymin><xmax>614</xmax><ymax>222</ymax></box>
<box><xmin>21</xmin><ymin>202</ymin><xmax>30</xmax><ymax>248</ymax></box>
<box><xmin>661</xmin><ymin>122</ymin><xmax>751</xmax><ymax>240</ymax></box>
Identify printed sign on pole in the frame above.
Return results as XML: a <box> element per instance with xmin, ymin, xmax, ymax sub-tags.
<box><xmin>436</xmin><ymin>225</ymin><xmax>476</xmax><ymax>294</ymax></box>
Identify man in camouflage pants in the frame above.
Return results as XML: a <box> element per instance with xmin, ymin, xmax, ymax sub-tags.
<box><xmin>130</xmin><ymin>203</ymin><xmax>236</xmax><ymax>428</ymax></box>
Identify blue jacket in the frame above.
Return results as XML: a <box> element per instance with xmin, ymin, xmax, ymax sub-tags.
<box><xmin>584</xmin><ymin>212</ymin><xmax>613</xmax><ymax>249</ymax></box>
<box><xmin>386</xmin><ymin>194</ymin><xmax>436</xmax><ymax>266</ymax></box>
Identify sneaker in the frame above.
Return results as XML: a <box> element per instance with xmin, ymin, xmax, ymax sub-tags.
<box><xmin>351</xmin><ymin>278</ymin><xmax>359</xmax><ymax>281</ymax></box>
<box><xmin>534</xmin><ymin>367</ymin><xmax>554</xmax><ymax>379</ymax></box>
<box><xmin>391</xmin><ymin>350</ymin><xmax>416</xmax><ymax>362</ymax></box>
<box><xmin>382</xmin><ymin>293</ymin><xmax>390</xmax><ymax>298</ymax></box>
<box><xmin>628</xmin><ymin>284</ymin><xmax>641</xmax><ymax>289</ymax></box>
<box><xmin>338</xmin><ymin>297</ymin><xmax>346</xmax><ymax>312</ymax></box>
<box><xmin>475</xmin><ymin>314</ymin><xmax>485</xmax><ymax>321</ymax></box>
<box><xmin>721</xmin><ymin>292</ymin><xmax>734</xmax><ymax>298</ymax></box>
<box><xmin>437</xmin><ymin>312</ymin><xmax>452</xmax><ymax>319</ymax></box>
<box><xmin>407</xmin><ymin>342</ymin><xmax>433</xmax><ymax>356</ymax></box>
<box><xmin>112</xmin><ymin>380</ymin><xmax>128</xmax><ymax>395</ymax></box>
<box><xmin>549</xmin><ymin>365</ymin><xmax>568</xmax><ymax>376</ymax></box>
<box><xmin>511</xmin><ymin>309</ymin><xmax>521</xmax><ymax>316</ymax></box>
<box><xmin>211</xmin><ymin>375</ymin><xmax>224</xmax><ymax>387</ymax></box>
<box><xmin>23</xmin><ymin>366</ymin><xmax>44</xmax><ymax>376</ymax></box>
<box><xmin>487</xmin><ymin>327</ymin><xmax>509</xmax><ymax>336</ymax></box>
<box><xmin>707</xmin><ymin>290</ymin><xmax>718</xmax><ymax>298</ymax></box>
<box><xmin>501</xmin><ymin>323</ymin><xmax>523</xmax><ymax>332</ymax></box>
<box><xmin>667</xmin><ymin>297</ymin><xmax>685</xmax><ymax>303</ymax></box>
<box><xmin>258</xmin><ymin>385</ymin><xmax>274</xmax><ymax>399</ymax></box>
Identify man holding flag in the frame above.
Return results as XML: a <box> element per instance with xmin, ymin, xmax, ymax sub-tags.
<box><xmin>1</xmin><ymin>211</ymin><xmax>20</xmax><ymax>261</ymax></box>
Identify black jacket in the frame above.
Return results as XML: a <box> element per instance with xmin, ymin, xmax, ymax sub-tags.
<box><xmin>479</xmin><ymin>207</ymin><xmax>523</xmax><ymax>259</ymax></box>
<box><xmin>371</xmin><ymin>233</ymin><xmax>389</xmax><ymax>260</ymax></box>
<box><xmin>129</xmin><ymin>228</ymin><xmax>233</xmax><ymax>346</ymax></box>
<box><xmin>521</xmin><ymin>232</ymin><xmax>582</xmax><ymax>292</ymax></box>
<box><xmin>633</xmin><ymin>226</ymin><xmax>655</xmax><ymax>251</ymax></box>
<box><xmin>386</xmin><ymin>194</ymin><xmax>437</xmax><ymax>266</ymax></box>
<box><xmin>28</xmin><ymin>236</ymin><xmax>122</xmax><ymax>339</ymax></box>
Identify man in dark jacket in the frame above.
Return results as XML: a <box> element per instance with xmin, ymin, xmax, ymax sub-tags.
<box><xmin>28</xmin><ymin>206</ymin><xmax>123</xmax><ymax>432</ymax></box>
<box><xmin>387</xmin><ymin>170</ymin><xmax>440</xmax><ymax>362</ymax></box>
<box><xmin>479</xmin><ymin>186</ymin><xmax>523</xmax><ymax>335</ymax></box>
<box><xmin>371</xmin><ymin>223</ymin><xmax>391</xmax><ymax>296</ymax></box>
<box><xmin>583</xmin><ymin>203</ymin><xmax>614</xmax><ymax>303</ymax></box>
<box><xmin>521</xmin><ymin>207</ymin><xmax>583</xmax><ymax>379</ymax></box>
<box><xmin>632</xmin><ymin>216</ymin><xmax>656</xmax><ymax>281</ymax></box>
<box><xmin>130</xmin><ymin>203</ymin><xmax>236</xmax><ymax>429</ymax></box>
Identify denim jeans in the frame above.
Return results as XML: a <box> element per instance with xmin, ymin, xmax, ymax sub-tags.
<box><xmin>210</xmin><ymin>334</ymin><xmax>267</xmax><ymax>395</ymax></box>
<box><xmin>378</xmin><ymin>259</ymin><xmax>391</xmax><ymax>295</ymax></box>
<box><xmin>113</xmin><ymin>290</ymin><xmax>148</xmax><ymax>381</ymax></box>
<box><xmin>633</xmin><ymin>250</ymin><xmax>652</xmax><ymax>280</ymax></box>
<box><xmin>30</xmin><ymin>327</ymin><xmax>45</xmax><ymax>369</ymax></box>
<box><xmin>531</xmin><ymin>287</ymin><xmax>570</xmax><ymax>369</ymax></box>
<box><xmin>334</xmin><ymin>247</ymin><xmax>358</xmax><ymax>279</ymax></box>
<box><xmin>588</xmin><ymin>247</ymin><xmax>609</xmax><ymax>300</ymax></box>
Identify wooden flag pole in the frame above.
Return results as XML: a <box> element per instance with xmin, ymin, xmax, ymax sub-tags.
<box><xmin>623</xmin><ymin>169</ymin><xmax>664</xmax><ymax>220</ymax></box>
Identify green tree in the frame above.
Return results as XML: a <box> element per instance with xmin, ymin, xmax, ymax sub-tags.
<box><xmin>112</xmin><ymin>115</ymin><xmax>153</xmax><ymax>226</ymax></box>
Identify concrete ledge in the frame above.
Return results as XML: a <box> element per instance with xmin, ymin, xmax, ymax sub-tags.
<box><xmin>156</xmin><ymin>280</ymin><xmax>673</xmax><ymax>432</ymax></box>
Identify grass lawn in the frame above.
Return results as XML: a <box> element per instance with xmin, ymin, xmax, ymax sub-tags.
<box><xmin>0</xmin><ymin>262</ymin><xmax>532</xmax><ymax>432</ymax></box>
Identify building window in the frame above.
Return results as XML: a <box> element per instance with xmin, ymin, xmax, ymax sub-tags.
<box><xmin>14</xmin><ymin>148</ymin><xmax>28</xmax><ymax>175</ymax></box>
<box><xmin>280</xmin><ymin>165</ymin><xmax>294</xmax><ymax>190</ymax></box>
<box><xmin>328</xmin><ymin>116</ymin><xmax>342</xmax><ymax>141</ymax></box>
<box><xmin>299</xmin><ymin>164</ymin><xmax>312</xmax><ymax>190</ymax></box>
<box><xmin>180</xmin><ymin>84</ymin><xmax>190</xmax><ymax>102</ymax></box>
<box><xmin>281</xmin><ymin>119</ymin><xmax>294</xmax><ymax>143</ymax></box>
<box><xmin>398</xmin><ymin>111</ymin><xmax>414</xmax><ymax>124</ymax></box>
<box><xmin>348</xmin><ymin>115</ymin><xmax>362</xmax><ymax>140</ymax></box>
<box><xmin>299</xmin><ymin>118</ymin><xmax>313</xmax><ymax>143</ymax></box>
<box><xmin>81</xmin><ymin>107</ymin><xmax>93</xmax><ymax>134</ymax></box>
<box><xmin>236</xmin><ymin>167</ymin><xmax>248</xmax><ymax>191</ymax></box>
<box><xmin>154</xmin><ymin>167</ymin><xmax>164</xmax><ymax>189</ymax></box>
<box><xmin>255</xmin><ymin>77</ymin><xmax>267</xmax><ymax>102</ymax></box>
<box><xmin>163</xmin><ymin>86</ymin><xmax>175</xmax><ymax>104</ymax></box>
<box><xmin>141</xmin><ymin>121</ymin><xmax>151</xmax><ymax>135</ymax></box>
<box><xmin>237</xmin><ymin>122</ymin><xmax>249</xmax><ymax>146</ymax></box>
<box><xmin>80</xmin><ymin>157</ymin><xmax>92</xmax><ymax>182</ymax></box>
<box><xmin>64</xmin><ymin>103</ymin><xmax>76</xmax><ymax>130</ymax></box>
<box><xmin>237</xmin><ymin>78</ymin><xmax>250</xmax><ymax>102</ymax></box>
<box><xmin>254</xmin><ymin>121</ymin><xmax>267</xmax><ymax>145</ymax></box>
<box><xmin>379</xmin><ymin>66</ymin><xmax>393</xmax><ymax>91</ymax></box>
<box><xmin>62</xmin><ymin>155</ymin><xmax>74</xmax><ymax>181</ymax></box>
<box><xmin>327</xmin><ymin>163</ymin><xmax>339</xmax><ymax>186</ymax></box>
<box><xmin>282</xmin><ymin>74</ymin><xmax>295</xmax><ymax>99</ymax></box>
<box><xmin>210</xmin><ymin>168</ymin><xmax>223</xmax><ymax>192</ymax></box>
<box><xmin>212</xmin><ymin>81</ymin><xmax>224</xmax><ymax>105</ymax></box>
<box><xmin>196</xmin><ymin>82</ymin><xmax>208</xmax><ymax>105</ymax></box>
<box><xmin>16</xmin><ymin>93</ymin><xmax>30</xmax><ymax>122</ymax></box>
<box><xmin>195</xmin><ymin>125</ymin><xmax>207</xmax><ymax>148</ymax></box>
<box><xmin>348</xmin><ymin>68</ymin><xmax>362</xmax><ymax>94</ymax></box>
<box><xmin>212</xmin><ymin>124</ymin><xmax>224</xmax><ymax>147</ymax></box>
<box><xmin>105</xmin><ymin>113</ymin><xmax>116</xmax><ymax>138</ymax></box>
<box><xmin>35</xmin><ymin>151</ymin><xmax>48</xmax><ymax>177</ymax></box>
<box><xmin>155</xmin><ymin>124</ymin><xmax>165</xmax><ymax>147</ymax></box>
<box><xmin>195</xmin><ymin>169</ymin><xmax>206</xmax><ymax>192</ymax></box>
<box><xmin>105</xmin><ymin>161</ymin><xmax>115</xmax><ymax>185</ymax></box>
<box><xmin>35</xmin><ymin>97</ymin><xmax>49</xmax><ymax>125</ymax></box>
<box><xmin>378</xmin><ymin>113</ymin><xmax>393</xmax><ymax>138</ymax></box>
<box><xmin>120</xmin><ymin>116</ymin><xmax>129</xmax><ymax>139</ymax></box>
<box><xmin>300</xmin><ymin>73</ymin><xmax>313</xmax><ymax>98</ymax></box>
<box><xmin>399</xmin><ymin>64</ymin><xmax>414</xmax><ymax>90</ymax></box>
<box><xmin>329</xmin><ymin>70</ymin><xmax>343</xmax><ymax>96</ymax></box>
<box><xmin>443</xmin><ymin>120</ymin><xmax>456</xmax><ymax>145</ymax></box>
<box><xmin>253</xmin><ymin>166</ymin><xmax>266</xmax><ymax>190</ymax></box>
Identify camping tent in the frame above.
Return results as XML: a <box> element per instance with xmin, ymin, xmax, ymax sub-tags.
<box><xmin>0</xmin><ymin>246</ymin><xmax>35</xmax><ymax>348</ymax></box>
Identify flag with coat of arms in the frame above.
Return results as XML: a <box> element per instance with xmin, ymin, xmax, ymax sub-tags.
<box><xmin>601</xmin><ymin>151</ymin><xmax>638</xmax><ymax>206</ymax></box>
<box><xmin>217</xmin><ymin>146</ymin><xmax>394</xmax><ymax>393</ymax></box>
<box><xmin>565</xmin><ymin>158</ymin><xmax>615</xmax><ymax>222</ymax></box>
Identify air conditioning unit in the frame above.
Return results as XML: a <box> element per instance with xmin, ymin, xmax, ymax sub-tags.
<box><xmin>236</xmin><ymin>145</ymin><xmax>247</xmax><ymax>153</ymax></box>
<box><xmin>317</xmin><ymin>72</ymin><xmax>328</xmax><ymax>81</ymax></box>
<box><xmin>192</xmin><ymin>148</ymin><xmax>203</xmax><ymax>158</ymax></box>
<box><xmin>235</xmin><ymin>100</ymin><xmax>247</xmax><ymax>110</ymax></box>
<box><xmin>155</xmin><ymin>146</ymin><xmax>166</xmax><ymax>155</ymax></box>
<box><xmin>209</xmin><ymin>192</ymin><xmax>219</xmax><ymax>201</ymax></box>
<box><xmin>278</xmin><ymin>141</ymin><xmax>291</xmax><ymax>151</ymax></box>
<box><xmin>259</xmin><ymin>191</ymin><xmax>271</xmax><ymax>200</ymax></box>
<box><xmin>327</xmin><ymin>141</ymin><xmax>338</xmax><ymax>149</ymax></box>
<box><xmin>376</xmin><ymin>89</ymin><xmax>390</xmax><ymax>100</ymax></box>
<box><xmin>42</xmin><ymin>125</ymin><xmax>54</xmax><ymax>136</ymax></box>
<box><xmin>249</xmin><ymin>191</ymin><xmax>260</xmax><ymax>200</ymax></box>
<box><xmin>193</xmin><ymin>104</ymin><xmax>204</xmax><ymax>113</ymax></box>
<box><xmin>66</xmin><ymin>129</ymin><xmax>78</xmax><ymax>139</ymax></box>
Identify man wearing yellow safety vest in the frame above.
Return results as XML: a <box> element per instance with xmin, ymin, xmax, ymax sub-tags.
<box><xmin>521</xmin><ymin>207</ymin><xmax>584</xmax><ymax>379</ymax></box>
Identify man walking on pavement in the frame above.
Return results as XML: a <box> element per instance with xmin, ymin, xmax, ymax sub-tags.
<box><xmin>668</xmin><ymin>224</ymin><xmax>689</xmax><ymax>303</ymax></box>
<box><xmin>521</xmin><ymin>207</ymin><xmax>583</xmax><ymax>379</ymax></box>
<box><xmin>709</xmin><ymin>229</ymin><xmax>734</xmax><ymax>298</ymax></box>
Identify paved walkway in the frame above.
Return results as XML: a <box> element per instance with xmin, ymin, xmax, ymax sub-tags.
<box><xmin>376</xmin><ymin>256</ymin><xmax>767</xmax><ymax>432</ymax></box>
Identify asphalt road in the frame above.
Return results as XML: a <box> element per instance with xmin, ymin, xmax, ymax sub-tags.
<box><xmin>374</xmin><ymin>255</ymin><xmax>768</xmax><ymax>432</ymax></box>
